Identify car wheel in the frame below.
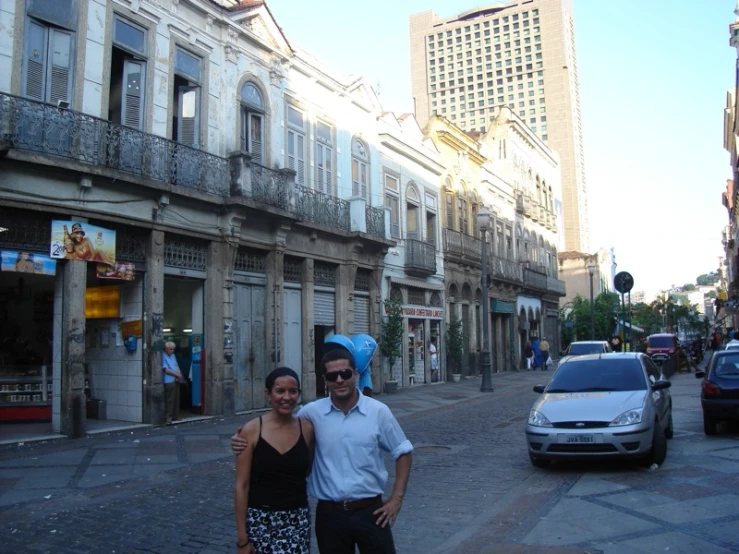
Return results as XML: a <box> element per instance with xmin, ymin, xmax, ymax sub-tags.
<box><xmin>703</xmin><ymin>412</ymin><xmax>718</xmax><ymax>435</ymax></box>
<box><xmin>639</xmin><ymin>422</ymin><xmax>667</xmax><ymax>467</ymax></box>
<box><xmin>665</xmin><ymin>409</ymin><xmax>674</xmax><ymax>439</ymax></box>
<box><xmin>529</xmin><ymin>453</ymin><xmax>549</xmax><ymax>468</ymax></box>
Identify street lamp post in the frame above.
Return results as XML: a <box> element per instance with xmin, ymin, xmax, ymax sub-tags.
<box><xmin>587</xmin><ymin>261</ymin><xmax>595</xmax><ymax>340</ymax></box>
<box><xmin>477</xmin><ymin>205</ymin><xmax>494</xmax><ymax>392</ymax></box>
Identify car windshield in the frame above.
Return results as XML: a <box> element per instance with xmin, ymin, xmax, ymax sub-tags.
<box><xmin>648</xmin><ymin>337</ymin><xmax>674</xmax><ymax>348</ymax></box>
<box><xmin>568</xmin><ymin>343</ymin><xmax>604</xmax><ymax>355</ymax></box>
<box><xmin>713</xmin><ymin>355</ymin><xmax>739</xmax><ymax>377</ymax></box>
<box><xmin>546</xmin><ymin>358</ymin><xmax>647</xmax><ymax>393</ymax></box>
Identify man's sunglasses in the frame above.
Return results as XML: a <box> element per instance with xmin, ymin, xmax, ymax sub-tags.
<box><xmin>325</xmin><ymin>369</ymin><xmax>354</xmax><ymax>382</ymax></box>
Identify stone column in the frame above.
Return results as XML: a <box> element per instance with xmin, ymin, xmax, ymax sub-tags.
<box><xmin>60</xmin><ymin>259</ymin><xmax>86</xmax><ymax>437</ymax></box>
<box><xmin>205</xmin><ymin>240</ymin><xmax>228</xmax><ymax>415</ymax></box>
<box><xmin>301</xmin><ymin>259</ymin><xmax>316</xmax><ymax>401</ymax></box>
<box><xmin>143</xmin><ymin>230</ymin><xmax>165</xmax><ymax>425</ymax></box>
<box><xmin>369</xmin><ymin>267</ymin><xmax>383</xmax><ymax>392</ymax></box>
<box><xmin>335</xmin><ymin>263</ymin><xmax>357</xmax><ymax>335</ymax></box>
<box><xmin>266</xmin><ymin>248</ymin><xmax>285</xmax><ymax>368</ymax></box>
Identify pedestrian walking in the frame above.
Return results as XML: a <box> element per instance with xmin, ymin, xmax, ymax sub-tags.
<box><xmin>232</xmin><ymin>346</ymin><xmax>413</xmax><ymax>554</ymax></box>
<box><xmin>429</xmin><ymin>336</ymin><xmax>440</xmax><ymax>382</ymax></box>
<box><xmin>234</xmin><ymin>367</ymin><xmax>314</xmax><ymax>554</ymax></box>
<box><xmin>532</xmin><ymin>336</ymin><xmax>541</xmax><ymax>370</ymax></box>
<box><xmin>539</xmin><ymin>337</ymin><xmax>550</xmax><ymax>370</ymax></box>
<box><xmin>524</xmin><ymin>341</ymin><xmax>534</xmax><ymax>370</ymax></box>
<box><xmin>162</xmin><ymin>341</ymin><xmax>184</xmax><ymax>424</ymax></box>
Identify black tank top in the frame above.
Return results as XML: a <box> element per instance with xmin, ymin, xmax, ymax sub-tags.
<box><xmin>248</xmin><ymin>416</ymin><xmax>310</xmax><ymax>511</ymax></box>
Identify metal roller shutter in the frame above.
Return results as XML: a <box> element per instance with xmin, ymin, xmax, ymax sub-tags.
<box><xmin>353</xmin><ymin>295</ymin><xmax>370</xmax><ymax>334</ymax></box>
<box><xmin>314</xmin><ymin>291</ymin><xmax>335</xmax><ymax>326</ymax></box>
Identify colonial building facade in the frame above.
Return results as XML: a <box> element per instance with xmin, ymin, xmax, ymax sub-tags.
<box><xmin>0</xmin><ymin>0</ymin><xmax>400</xmax><ymax>435</ymax></box>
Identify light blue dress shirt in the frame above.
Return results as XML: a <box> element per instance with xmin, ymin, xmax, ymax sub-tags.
<box><xmin>162</xmin><ymin>352</ymin><xmax>179</xmax><ymax>384</ymax></box>
<box><xmin>298</xmin><ymin>391</ymin><xmax>413</xmax><ymax>502</ymax></box>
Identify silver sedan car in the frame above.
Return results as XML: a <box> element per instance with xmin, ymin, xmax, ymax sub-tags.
<box><xmin>526</xmin><ymin>353</ymin><xmax>673</xmax><ymax>468</ymax></box>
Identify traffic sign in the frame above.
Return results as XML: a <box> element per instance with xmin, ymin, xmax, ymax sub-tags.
<box><xmin>613</xmin><ymin>271</ymin><xmax>634</xmax><ymax>294</ymax></box>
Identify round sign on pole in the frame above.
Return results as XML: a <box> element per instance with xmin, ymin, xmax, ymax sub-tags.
<box><xmin>613</xmin><ymin>271</ymin><xmax>634</xmax><ymax>294</ymax></box>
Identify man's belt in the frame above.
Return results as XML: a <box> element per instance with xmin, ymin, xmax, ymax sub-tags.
<box><xmin>319</xmin><ymin>495</ymin><xmax>382</xmax><ymax>511</ymax></box>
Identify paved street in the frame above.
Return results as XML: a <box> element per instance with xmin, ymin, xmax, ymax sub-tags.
<box><xmin>1</xmin><ymin>363</ymin><xmax>739</xmax><ymax>554</ymax></box>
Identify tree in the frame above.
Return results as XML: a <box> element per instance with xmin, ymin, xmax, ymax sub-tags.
<box><xmin>380</xmin><ymin>298</ymin><xmax>404</xmax><ymax>379</ymax></box>
<box><xmin>696</xmin><ymin>272</ymin><xmax>719</xmax><ymax>286</ymax></box>
<box><xmin>559</xmin><ymin>292</ymin><xmax>619</xmax><ymax>347</ymax></box>
<box><xmin>631</xmin><ymin>302</ymin><xmax>663</xmax><ymax>336</ymax></box>
<box><xmin>446</xmin><ymin>315</ymin><xmax>464</xmax><ymax>375</ymax></box>
<box><xmin>682</xmin><ymin>284</ymin><xmax>696</xmax><ymax>292</ymax></box>
<box><xmin>706</xmin><ymin>290</ymin><xmax>717</xmax><ymax>299</ymax></box>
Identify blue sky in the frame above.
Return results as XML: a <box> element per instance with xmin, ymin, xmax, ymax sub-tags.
<box><xmin>268</xmin><ymin>0</ymin><xmax>736</xmax><ymax>296</ymax></box>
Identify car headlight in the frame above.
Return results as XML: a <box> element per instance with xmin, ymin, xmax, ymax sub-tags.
<box><xmin>528</xmin><ymin>410</ymin><xmax>552</xmax><ymax>427</ymax></box>
<box><xmin>610</xmin><ymin>408</ymin><xmax>643</xmax><ymax>426</ymax></box>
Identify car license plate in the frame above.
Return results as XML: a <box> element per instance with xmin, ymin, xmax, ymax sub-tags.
<box><xmin>564</xmin><ymin>434</ymin><xmax>595</xmax><ymax>444</ymax></box>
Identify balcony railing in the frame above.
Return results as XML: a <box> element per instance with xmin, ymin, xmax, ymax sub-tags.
<box><xmin>443</xmin><ymin>228</ymin><xmax>483</xmax><ymax>262</ymax></box>
<box><xmin>294</xmin><ymin>184</ymin><xmax>351</xmax><ymax>231</ymax></box>
<box><xmin>0</xmin><ymin>92</ymin><xmax>229</xmax><ymax>196</ymax></box>
<box><xmin>489</xmin><ymin>254</ymin><xmax>523</xmax><ymax>284</ymax></box>
<box><xmin>366</xmin><ymin>205</ymin><xmax>386</xmax><ymax>239</ymax></box>
<box><xmin>523</xmin><ymin>268</ymin><xmax>548</xmax><ymax>291</ymax></box>
<box><xmin>405</xmin><ymin>239</ymin><xmax>437</xmax><ymax>276</ymax></box>
<box><xmin>546</xmin><ymin>276</ymin><xmax>566</xmax><ymax>296</ymax></box>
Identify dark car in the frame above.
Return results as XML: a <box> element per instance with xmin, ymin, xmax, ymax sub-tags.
<box><xmin>695</xmin><ymin>351</ymin><xmax>739</xmax><ymax>434</ymax></box>
<box><xmin>646</xmin><ymin>333</ymin><xmax>679</xmax><ymax>363</ymax></box>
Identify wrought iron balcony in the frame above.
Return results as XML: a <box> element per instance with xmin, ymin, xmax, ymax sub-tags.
<box><xmin>523</xmin><ymin>267</ymin><xmax>548</xmax><ymax>291</ymax></box>
<box><xmin>546</xmin><ymin>276</ymin><xmax>566</xmax><ymax>296</ymax></box>
<box><xmin>0</xmin><ymin>92</ymin><xmax>229</xmax><ymax>195</ymax></box>
<box><xmin>443</xmin><ymin>228</ymin><xmax>483</xmax><ymax>265</ymax></box>
<box><xmin>488</xmin><ymin>254</ymin><xmax>523</xmax><ymax>284</ymax></box>
<box><xmin>405</xmin><ymin>238</ymin><xmax>437</xmax><ymax>276</ymax></box>
<box><xmin>366</xmin><ymin>205</ymin><xmax>386</xmax><ymax>239</ymax></box>
<box><xmin>523</xmin><ymin>261</ymin><xmax>548</xmax><ymax>275</ymax></box>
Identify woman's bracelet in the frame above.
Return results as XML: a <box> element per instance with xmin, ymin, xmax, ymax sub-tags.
<box><xmin>237</xmin><ymin>538</ymin><xmax>250</xmax><ymax>548</ymax></box>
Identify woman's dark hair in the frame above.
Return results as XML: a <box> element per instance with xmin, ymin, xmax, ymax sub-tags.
<box><xmin>320</xmin><ymin>348</ymin><xmax>356</xmax><ymax>372</ymax></box>
<box><xmin>265</xmin><ymin>367</ymin><xmax>301</xmax><ymax>392</ymax></box>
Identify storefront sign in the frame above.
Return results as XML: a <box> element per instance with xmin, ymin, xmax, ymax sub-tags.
<box><xmin>402</xmin><ymin>306</ymin><xmax>444</xmax><ymax>318</ymax></box>
<box><xmin>96</xmin><ymin>262</ymin><xmax>135</xmax><ymax>281</ymax></box>
<box><xmin>120</xmin><ymin>319</ymin><xmax>143</xmax><ymax>339</ymax></box>
<box><xmin>1</xmin><ymin>251</ymin><xmax>56</xmax><ymax>275</ymax></box>
<box><xmin>50</xmin><ymin>220</ymin><xmax>116</xmax><ymax>263</ymax></box>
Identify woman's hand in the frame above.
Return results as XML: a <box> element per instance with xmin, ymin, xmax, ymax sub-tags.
<box><xmin>231</xmin><ymin>428</ymin><xmax>248</xmax><ymax>455</ymax></box>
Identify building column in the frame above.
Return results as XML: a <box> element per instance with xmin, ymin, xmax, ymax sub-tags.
<box><xmin>143</xmin><ymin>230</ymin><xmax>164</xmax><ymax>425</ymax></box>
<box><xmin>335</xmin><ymin>263</ymin><xmax>357</xmax><ymax>335</ymax></box>
<box><xmin>301</xmin><ymin>259</ymin><xmax>316</xmax><ymax>401</ymax></box>
<box><xmin>266</xmin><ymin>248</ymin><xmax>285</xmax><ymax>368</ymax></box>
<box><xmin>205</xmin><ymin>240</ymin><xmax>229</xmax><ymax>415</ymax></box>
<box><xmin>60</xmin><ymin>259</ymin><xmax>86</xmax><ymax>437</ymax></box>
<box><xmin>369</xmin><ymin>267</ymin><xmax>383</xmax><ymax>392</ymax></box>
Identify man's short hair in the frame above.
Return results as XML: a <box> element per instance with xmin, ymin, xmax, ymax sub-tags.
<box><xmin>320</xmin><ymin>348</ymin><xmax>356</xmax><ymax>371</ymax></box>
<box><xmin>164</xmin><ymin>341</ymin><xmax>175</xmax><ymax>349</ymax></box>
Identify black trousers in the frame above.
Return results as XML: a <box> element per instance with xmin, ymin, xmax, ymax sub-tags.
<box><xmin>315</xmin><ymin>498</ymin><xmax>396</xmax><ymax>554</ymax></box>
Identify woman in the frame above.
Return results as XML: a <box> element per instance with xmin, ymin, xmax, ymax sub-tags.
<box><xmin>429</xmin><ymin>337</ymin><xmax>439</xmax><ymax>382</ymax></box>
<box><xmin>524</xmin><ymin>341</ymin><xmax>534</xmax><ymax>370</ymax></box>
<box><xmin>234</xmin><ymin>367</ymin><xmax>314</xmax><ymax>554</ymax></box>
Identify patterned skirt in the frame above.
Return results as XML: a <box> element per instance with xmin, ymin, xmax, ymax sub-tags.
<box><xmin>247</xmin><ymin>505</ymin><xmax>311</xmax><ymax>554</ymax></box>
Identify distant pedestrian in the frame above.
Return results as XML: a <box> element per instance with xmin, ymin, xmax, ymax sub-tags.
<box><xmin>532</xmin><ymin>337</ymin><xmax>541</xmax><ymax>369</ymax></box>
<box><xmin>524</xmin><ymin>341</ymin><xmax>534</xmax><ymax>370</ymax></box>
<box><xmin>539</xmin><ymin>337</ymin><xmax>550</xmax><ymax>370</ymax></box>
<box><xmin>430</xmin><ymin>337</ymin><xmax>439</xmax><ymax>382</ymax></box>
<box><xmin>162</xmin><ymin>341</ymin><xmax>184</xmax><ymax>424</ymax></box>
<box><xmin>610</xmin><ymin>336</ymin><xmax>622</xmax><ymax>352</ymax></box>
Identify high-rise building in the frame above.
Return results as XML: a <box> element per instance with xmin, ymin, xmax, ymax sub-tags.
<box><xmin>409</xmin><ymin>0</ymin><xmax>589</xmax><ymax>251</ymax></box>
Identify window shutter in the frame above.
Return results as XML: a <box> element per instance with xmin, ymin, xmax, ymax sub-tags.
<box><xmin>325</xmin><ymin>146</ymin><xmax>332</xmax><ymax>194</ymax></box>
<box><xmin>121</xmin><ymin>59</ymin><xmax>145</xmax><ymax>130</ymax></box>
<box><xmin>250</xmin><ymin>113</ymin><xmax>263</xmax><ymax>164</ymax></box>
<box><xmin>240</xmin><ymin>107</ymin><xmax>247</xmax><ymax>152</ymax></box>
<box><xmin>177</xmin><ymin>86</ymin><xmax>200</xmax><ymax>148</ymax></box>
<box><xmin>287</xmin><ymin>130</ymin><xmax>296</xmax><ymax>171</ymax></box>
<box><xmin>316</xmin><ymin>144</ymin><xmax>324</xmax><ymax>193</ymax></box>
<box><xmin>288</xmin><ymin>129</ymin><xmax>305</xmax><ymax>185</ymax></box>
<box><xmin>24</xmin><ymin>20</ymin><xmax>47</xmax><ymax>101</ymax></box>
<box><xmin>48</xmin><ymin>28</ymin><xmax>72</xmax><ymax>105</ymax></box>
<box><xmin>296</xmin><ymin>133</ymin><xmax>305</xmax><ymax>185</ymax></box>
<box><xmin>360</xmin><ymin>161</ymin><xmax>367</xmax><ymax>199</ymax></box>
<box><xmin>352</xmin><ymin>159</ymin><xmax>359</xmax><ymax>196</ymax></box>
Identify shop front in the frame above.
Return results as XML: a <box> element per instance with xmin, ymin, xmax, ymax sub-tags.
<box><xmin>490</xmin><ymin>298</ymin><xmax>516</xmax><ymax>372</ymax></box>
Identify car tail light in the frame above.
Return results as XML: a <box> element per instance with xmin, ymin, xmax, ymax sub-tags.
<box><xmin>702</xmin><ymin>381</ymin><xmax>721</xmax><ymax>397</ymax></box>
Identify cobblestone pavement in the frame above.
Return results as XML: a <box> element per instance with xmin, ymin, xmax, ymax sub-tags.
<box><xmin>1</xmin><ymin>364</ymin><xmax>739</xmax><ymax>554</ymax></box>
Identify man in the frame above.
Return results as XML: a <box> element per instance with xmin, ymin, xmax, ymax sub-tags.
<box><xmin>162</xmin><ymin>341</ymin><xmax>185</xmax><ymax>424</ymax></box>
<box><xmin>231</xmin><ymin>348</ymin><xmax>413</xmax><ymax>553</ymax></box>
<box><xmin>539</xmin><ymin>337</ymin><xmax>550</xmax><ymax>370</ymax></box>
<box><xmin>429</xmin><ymin>336</ymin><xmax>439</xmax><ymax>382</ymax></box>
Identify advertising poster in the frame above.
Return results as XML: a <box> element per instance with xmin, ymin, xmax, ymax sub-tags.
<box><xmin>50</xmin><ymin>220</ymin><xmax>116</xmax><ymax>263</ymax></box>
<box><xmin>1</xmin><ymin>251</ymin><xmax>57</xmax><ymax>275</ymax></box>
<box><xmin>96</xmin><ymin>262</ymin><xmax>135</xmax><ymax>281</ymax></box>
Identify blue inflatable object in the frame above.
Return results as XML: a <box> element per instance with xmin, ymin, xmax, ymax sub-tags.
<box><xmin>323</xmin><ymin>334</ymin><xmax>355</xmax><ymax>356</ymax></box>
<box><xmin>351</xmin><ymin>334</ymin><xmax>377</xmax><ymax>374</ymax></box>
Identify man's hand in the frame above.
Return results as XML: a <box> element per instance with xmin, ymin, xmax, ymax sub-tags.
<box><xmin>231</xmin><ymin>427</ymin><xmax>247</xmax><ymax>455</ymax></box>
<box><xmin>373</xmin><ymin>496</ymin><xmax>403</xmax><ymax>528</ymax></box>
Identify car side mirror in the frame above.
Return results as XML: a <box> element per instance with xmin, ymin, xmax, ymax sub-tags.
<box><xmin>694</xmin><ymin>371</ymin><xmax>705</xmax><ymax>379</ymax></box>
<box><xmin>652</xmin><ymin>380</ymin><xmax>671</xmax><ymax>390</ymax></box>
<box><xmin>533</xmin><ymin>384</ymin><xmax>546</xmax><ymax>394</ymax></box>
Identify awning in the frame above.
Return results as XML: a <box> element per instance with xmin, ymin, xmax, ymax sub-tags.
<box><xmin>390</xmin><ymin>277</ymin><xmax>444</xmax><ymax>291</ymax></box>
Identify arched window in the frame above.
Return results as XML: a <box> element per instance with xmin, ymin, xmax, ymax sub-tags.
<box><xmin>530</xmin><ymin>232</ymin><xmax>538</xmax><ymax>263</ymax></box>
<box><xmin>406</xmin><ymin>183</ymin><xmax>420</xmax><ymax>240</ymax></box>
<box><xmin>470</xmin><ymin>190</ymin><xmax>479</xmax><ymax>239</ymax></box>
<box><xmin>458</xmin><ymin>181</ymin><xmax>468</xmax><ymax>235</ymax></box>
<box><xmin>523</xmin><ymin>230</ymin><xmax>530</xmax><ymax>262</ymax></box>
<box><xmin>240</xmin><ymin>82</ymin><xmax>265</xmax><ymax>163</ymax></box>
<box><xmin>516</xmin><ymin>226</ymin><xmax>524</xmax><ymax>262</ymax></box>
<box><xmin>351</xmin><ymin>138</ymin><xmax>369</xmax><ymax>199</ymax></box>
<box><xmin>444</xmin><ymin>177</ymin><xmax>455</xmax><ymax>231</ymax></box>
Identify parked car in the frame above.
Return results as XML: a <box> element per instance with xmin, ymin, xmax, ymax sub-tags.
<box><xmin>725</xmin><ymin>340</ymin><xmax>739</xmax><ymax>351</ymax></box>
<box><xmin>526</xmin><ymin>353</ymin><xmax>673</xmax><ymax>468</ymax></box>
<box><xmin>558</xmin><ymin>340</ymin><xmax>612</xmax><ymax>367</ymax></box>
<box><xmin>646</xmin><ymin>333</ymin><xmax>680</xmax><ymax>364</ymax></box>
<box><xmin>695</xmin><ymin>350</ymin><xmax>739</xmax><ymax>434</ymax></box>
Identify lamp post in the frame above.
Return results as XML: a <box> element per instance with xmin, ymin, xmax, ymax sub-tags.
<box><xmin>587</xmin><ymin>261</ymin><xmax>595</xmax><ymax>340</ymax></box>
<box><xmin>477</xmin><ymin>205</ymin><xmax>494</xmax><ymax>392</ymax></box>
